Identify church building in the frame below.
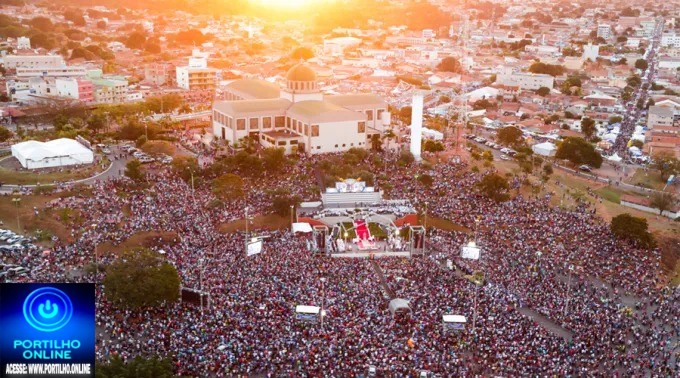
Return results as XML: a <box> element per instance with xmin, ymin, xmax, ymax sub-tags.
<box><xmin>212</xmin><ymin>63</ymin><xmax>390</xmax><ymax>154</ymax></box>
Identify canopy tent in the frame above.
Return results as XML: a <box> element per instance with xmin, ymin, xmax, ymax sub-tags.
<box><xmin>607</xmin><ymin>153</ymin><xmax>622</xmax><ymax>162</ymax></box>
<box><xmin>388</xmin><ymin>298</ymin><xmax>411</xmax><ymax>317</ymax></box>
<box><xmin>531</xmin><ymin>142</ymin><xmax>556</xmax><ymax>157</ymax></box>
<box><xmin>11</xmin><ymin>138</ymin><xmax>93</xmax><ymax>169</ymax></box>
<box><xmin>442</xmin><ymin>315</ymin><xmax>467</xmax><ymax>332</ymax></box>
<box><xmin>291</xmin><ymin>222</ymin><xmax>313</xmax><ymax>234</ymax></box>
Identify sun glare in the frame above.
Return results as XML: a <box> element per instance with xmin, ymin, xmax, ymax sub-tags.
<box><xmin>252</xmin><ymin>0</ymin><xmax>316</xmax><ymax>9</ymax></box>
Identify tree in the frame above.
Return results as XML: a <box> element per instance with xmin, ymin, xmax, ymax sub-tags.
<box><xmin>370</xmin><ymin>134</ymin><xmax>382</xmax><ymax>151</ymax></box>
<box><xmin>422</xmin><ymin>139</ymin><xmax>444</xmax><ymax>153</ymax></box>
<box><xmin>29</xmin><ymin>17</ymin><xmax>53</xmax><ymax>32</ymax></box>
<box><xmin>63</xmin><ymin>9</ymin><xmax>86</xmax><ymax>26</ymax></box>
<box><xmin>212</xmin><ymin>173</ymin><xmax>244</xmax><ymax>201</ymax></box>
<box><xmin>96</xmin><ymin>20</ymin><xmax>107</xmax><ymax>30</ymax></box>
<box><xmin>581</xmin><ymin>117</ymin><xmax>596</xmax><ymax>139</ymax></box>
<box><xmin>0</xmin><ymin>126</ymin><xmax>12</xmax><ymax>142</ymax></box>
<box><xmin>97</xmin><ymin>355</ymin><xmax>177</xmax><ymax>378</ymax></box>
<box><xmin>472</xmin><ymin>99</ymin><xmax>495</xmax><ymax>110</ymax></box>
<box><xmin>536</xmin><ymin>86</ymin><xmax>551</xmax><ymax>96</ymax></box>
<box><xmin>144</xmin><ymin>42</ymin><xmax>161</xmax><ymax>54</ymax></box>
<box><xmin>497</xmin><ymin>126</ymin><xmax>523</xmax><ymax>146</ymax></box>
<box><xmin>124</xmin><ymin>159</ymin><xmax>144</xmax><ymax>182</ymax></box>
<box><xmin>634</xmin><ymin>58</ymin><xmax>648</xmax><ymax>71</ymax></box>
<box><xmin>436</xmin><ymin>57</ymin><xmax>462</xmax><ymax>73</ymax></box>
<box><xmin>418</xmin><ymin>173</ymin><xmax>434</xmax><ymax>187</ymax></box>
<box><xmin>272</xmin><ymin>195</ymin><xmax>301</xmax><ymax>217</ymax></box>
<box><xmin>528</xmin><ymin>62</ymin><xmax>566</xmax><ymax>76</ymax></box>
<box><xmin>172</xmin><ymin>29</ymin><xmax>208</xmax><ymax>45</ymax></box>
<box><xmin>171</xmin><ymin>156</ymin><xmax>199</xmax><ymax>183</ymax></box>
<box><xmin>652</xmin><ymin>152</ymin><xmax>680</xmax><ymax>181</ymax></box>
<box><xmin>399</xmin><ymin>106</ymin><xmax>412</xmax><ymax>120</ymax></box>
<box><xmin>555</xmin><ymin>137</ymin><xmax>603</xmax><ymax>168</ymax></box>
<box><xmin>261</xmin><ymin>147</ymin><xmax>287</xmax><ymax>171</ymax></box>
<box><xmin>610</xmin><ymin>213</ymin><xmax>655</xmax><ymax>248</ymax></box>
<box><xmin>542</xmin><ymin>163</ymin><xmax>553</xmax><ymax>176</ymax></box>
<box><xmin>125</xmin><ymin>31</ymin><xmax>147</xmax><ymax>50</ymax></box>
<box><xmin>477</xmin><ymin>173</ymin><xmax>510</xmax><ymax>202</ymax></box>
<box><xmin>650</xmin><ymin>192</ymin><xmax>677</xmax><ymax>215</ymax></box>
<box><xmin>397</xmin><ymin>150</ymin><xmax>415</xmax><ymax>166</ymax></box>
<box><xmin>290</xmin><ymin>46</ymin><xmax>314</xmax><ymax>60</ymax></box>
<box><xmin>103</xmin><ymin>248</ymin><xmax>180</xmax><ymax>309</ymax></box>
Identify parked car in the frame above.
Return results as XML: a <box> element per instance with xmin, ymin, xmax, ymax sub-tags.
<box><xmin>500</xmin><ymin>154</ymin><xmax>511</xmax><ymax>161</ymax></box>
<box><xmin>579</xmin><ymin>165</ymin><xmax>592</xmax><ymax>172</ymax></box>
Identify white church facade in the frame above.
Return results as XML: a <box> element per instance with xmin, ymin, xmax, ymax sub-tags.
<box><xmin>212</xmin><ymin>63</ymin><xmax>390</xmax><ymax>154</ymax></box>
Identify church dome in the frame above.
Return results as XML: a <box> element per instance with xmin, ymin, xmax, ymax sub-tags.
<box><xmin>286</xmin><ymin>63</ymin><xmax>317</xmax><ymax>82</ymax></box>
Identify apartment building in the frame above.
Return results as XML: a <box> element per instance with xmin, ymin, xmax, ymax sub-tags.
<box><xmin>2</xmin><ymin>55</ymin><xmax>65</xmax><ymax>69</ymax></box>
<box><xmin>496</xmin><ymin>72</ymin><xmax>554</xmax><ymax>91</ymax></box>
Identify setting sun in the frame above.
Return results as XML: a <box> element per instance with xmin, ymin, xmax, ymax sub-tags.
<box><xmin>251</xmin><ymin>0</ymin><xmax>317</xmax><ymax>10</ymax></box>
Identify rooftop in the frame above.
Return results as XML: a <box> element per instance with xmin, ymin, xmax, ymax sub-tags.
<box><xmin>214</xmin><ymin>98</ymin><xmax>291</xmax><ymax>115</ymax></box>
<box><xmin>325</xmin><ymin>94</ymin><xmax>386</xmax><ymax>108</ymax></box>
<box><xmin>288</xmin><ymin>100</ymin><xmax>366</xmax><ymax>124</ymax></box>
<box><xmin>225</xmin><ymin>79</ymin><xmax>280</xmax><ymax>100</ymax></box>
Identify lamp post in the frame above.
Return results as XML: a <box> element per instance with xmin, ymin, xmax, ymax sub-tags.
<box><xmin>290</xmin><ymin>205</ymin><xmax>294</xmax><ymax>228</ymax></box>
<box><xmin>320</xmin><ymin>276</ymin><xmax>326</xmax><ymax>329</ymax></box>
<box><xmin>344</xmin><ymin>231</ymin><xmax>349</xmax><ymax>248</ymax></box>
<box><xmin>145</xmin><ymin>123</ymin><xmax>148</xmax><ymax>140</ymax></box>
<box><xmin>535</xmin><ymin>251</ymin><xmax>542</xmax><ymax>276</ymax></box>
<box><xmin>564</xmin><ymin>264</ymin><xmax>575</xmax><ymax>316</ymax></box>
<box><xmin>472</xmin><ymin>273</ymin><xmax>483</xmax><ymax>333</ymax></box>
<box><xmin>423</xmin><ymin>202</ymin><xmax>428</xmax><ymax>254</ymax></box>
<box><xmin>199</xmin><ymin>257</ymin><xmax>205</xmax><ymax>316</ymax></box>
<box><xmin>12</xmin><ymin>197</ymin><xmax>21</xmax><ymax>232</ymax></box>
<box><xmin>244</xmin><ymin>207</ymin><xmax>249</xmax><ymax>256</ymax></box>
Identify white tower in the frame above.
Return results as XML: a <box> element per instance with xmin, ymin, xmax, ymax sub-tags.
<box><xmin>410</xmin><ymin>93</ymin><xmax>423</xmax><ymax>161</ymax></box>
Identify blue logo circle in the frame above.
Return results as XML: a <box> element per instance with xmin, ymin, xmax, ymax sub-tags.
<box><xmin>23</xmin><ymin>287</ymin><xmax>73</xmax><ymax>332</ymax></box>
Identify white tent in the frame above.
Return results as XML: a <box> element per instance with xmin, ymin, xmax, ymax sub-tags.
<box><xmin>291</xmin><ymin>222</ymin><xmax>313</xmax><ymax>233</ymax></box>
<box><xmin>532</xmin><ymin>142</ymin><xmax>556</xmax><ymax>157</ymax></box>
<box><xmin>11</xmin><ymin>138</ymin><xmax>93</xmax><ymax>169</ymax></box>
<box><xmin>607</xmin><ymin>153</ymin><xmax>622</xmax><ymax>162</ymax></box>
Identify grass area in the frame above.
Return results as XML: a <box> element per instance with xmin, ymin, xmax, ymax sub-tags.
<box><xmin>140</xmin><ymin>140</ymin><xmax>177</xmax><ymax>156</ymax></box>
<box><xmin>218</xmin><ymin>214</ymin><xmax>290</xmax><ymax>233</ymax></box>
<box><xmin>596</xmin><ymin>186</ymin><xmax>622</xmax><ymax>204</ymax></box>
<box><xmin>425</xmin><ymin>216</ymin><xmax>471</xmax><ymax>233</ymax></box>
<box><xmin>0</xmin><ymin>156</ymin><xmax>109</xmax><ymax>185</ymax></box>
<box><xmin>625</xmin><ymin>168</ymin><xmax>667</xmax><ymax>190</ymax></box>
<box><xmin>0</xmin><ymin>194</ymin><xmax>74</xmax><ymax>243</ymax></box>
<box><xmin>97</xmin><ymin>231</ymin><xmax>179</xmax><ymax>256</ymax></box>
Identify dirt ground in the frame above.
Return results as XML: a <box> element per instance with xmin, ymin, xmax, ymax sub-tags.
<box><xmin>0</xmin><ymin>194</ymin><xmax>74</xmax><ymax>243</ymax></box>
<box><xmin>96</xmin><ymin>231</ymin><xmax>180</xmax><ymax>256</ymax></box>
<box><xmin>218</xmin><ymin>214</ymin><xmax>290</xmax><ymax>233</ymax></box>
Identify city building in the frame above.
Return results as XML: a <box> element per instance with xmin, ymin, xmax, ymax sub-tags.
<box><xmin>212</xmin><ymin>63</ymin><xmax>389</xmax><ymax>155</ymax></box>
<box><xmin>55</xmin><ymin>78</ymin><xmax>94</xmax><ymax>103</ymax></box>
<box><xmin>496</xmin><ymin>71</ymin><xmax>554</xmax><ymax>91</ymax></box>
<box><xmin>175</xmin><ymin>58</ymin><xmax>218</xmax><ymax>91</ymax></box>
<box><xmin>15</xmin><ymin>66</ymin><xmax>87</xmax><ymax>78</ymax></box>
<box><xmin>1</xmin><ymin>55</ymin><xmax>65</xmax><ymax>69</ymax></box>
<box><xmin>597</xmin><ymin>24</ymin><xmax>612</xmax><ymax>40</ymax></box>
<box><xmin>16</xmin><ymin>37</ymin><xmax>30</xmax><ymax>50</ymax></box>
<box><xmin>144</xmin><ymin>63</ymin><xmax>174</xmax><ymax>86</ymax></box>
<box><xmin>582</xmin><ymin>43</ymin><xmax>599</xmax><ymax>61</ymax></box>
<box><xmin>661</xmin><ymin>32</ymin><xmax>680</xmax><ymax>48</ymax></box>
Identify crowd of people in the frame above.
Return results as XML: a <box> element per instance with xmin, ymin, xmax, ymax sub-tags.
<box><xmin>8</xmin><ymin>148</ymin><xmax>677</xmax><ymax>376</ymax></box>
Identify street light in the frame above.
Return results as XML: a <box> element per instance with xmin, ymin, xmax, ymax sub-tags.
<box><xmin>564</xmin><ymin>264</ymin><xmax>575</xmax><ymax>316</ymax></box>
<box><xmin>471</xmin><ymin>273</ymin><xmax>484</xmax><ymax>333</ymax></box>
<box><xmin>423</xmin><ymin>202</ymin><xmax>428</xmax><ymax>254</ymax></box>
<box><xmin>320</xmin><ymin>276</ymin><xmax>326</xmax><ymax>329</ymax></box>
<box><xmin>11</xmin><ymin>197</ymin><xmax>21</xmax><ymax>232</ymax></box>
<box><xmin>290</xmin><ymin>205</ymin><xmax>294</xmax><ymax>227</ymax></box>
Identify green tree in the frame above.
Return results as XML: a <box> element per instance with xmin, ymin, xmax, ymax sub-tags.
<box><xmin>536</xmin><ymin>86</ymin><xmax>551</xmax><ymax>96</ymax></box>
<box><xmin>418</xmin><ymin>173</ymin><xmax>434</xmax><ymax>187</ymax></box>
<box><xmin>29</xmin><ymin>16</ymin><xmax>53</xmax><ymax>32</ymax></box>
<box><xmin>63</xmin><ymin>9</ymin><xmax>86</xmax><ymax>26</ymax></box>
<box><xmin>370</xmin><ymin>134</ymin><xmax>382</xmax><ymax>151</ymax></box>
<box><xmin>171</xmin><ymin>156</ymin><xmax>199</xmax><ymax>183</ymax></box>
<box><xmin>555</xmin><ymin>137</ymin><xmax>603</xmax><ymax>168</ymax></box>
<box><xmin>212</xmin><ymin>173</ymin><xmax>244</xmax><ymax>201</ymax></box>
<box><xmin>581</xmin><ymin>117</ymin><xmax>596</xmax><ymax>139</ymax></box>
<box><xmin>610</xmin><ymin>213</ymin><xmax>655</xmax><ymax>248</ymax></box>
<box><xmin>290</xmin><ymin>46</ymin><xmax>314</xmax><ymax>60</ymax></box>
<box><xmin>399</xmin><ymin>106</ymin><xmax>412</xmax><ymax>120</ymax></box>
<box><xmin>650</xmin><ymin>192</ymin><xmax>677</xmax><ymax>215</ymax></box>
<box><xmin>97</xmin><ymin>355</ymin><xmax>177</xmax><ymax>378</ymax></box>
<box><xmin>436</xmin><ymin>57</ymin><xmax>463</xmax><ymax>73</ymax></box>
<box><xmin>103</xmin><ymin>248</ymin><xmax>180</xmax><ymax>309</ymax></box>
<box><xmin>652</xmin><ymin>152</ymin><xmax>680</xmax><ymax>181</ymax></box>
<box><xmin>422</xmin><ymin>139</ymin><xmax>444</xmax><ymax>153</ymax></box>
<box><xmin>124</xmin><ymin>159</ymin><xmax>144</xmax><ymax>182</ymax></box>
<box><xmin>397</xmin><ymin>150</ymin><xmax>415</xmax><ymax>166</ymax></box>
<box><xmin>125</xmin><ymin>31</ymin><xmax>147</xmax><ymax>49</ymax></box>
<box><xmin>477</xmin><ymin>173</ymin><xmax>510</xmax><ymax>202</ymax></box>
<box><xmin>473</xmin><ymin>99</ymin><xmax>495</xmax><ymax>110</ymax></box>
<box><xmin>0</xmin><ymin>126</ymin><xmax>12</xmax><ymax>142</ymax></box>
<box><xmin>261</xmin><ymin>147</ymin><xmax>287</xmax><ymax>171</ymax></box>
<box><xmin>528</xmin><ymin>61</ymin><xmax>566</xmax><ymax>76</ymax></box>
<box><xmin>497</xmin><ymin>126</ymin><xmax>523</xmax><ymax>146</ymax></box>
<box><xmin>634</xmin><ymin>59</ymin><xmax>648</xmax><ymax>71</ymax></box>
<box><xmin>272</xmin><ymin>195</ymin><xmax>301</xmax><ymax>217</ymax></box>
